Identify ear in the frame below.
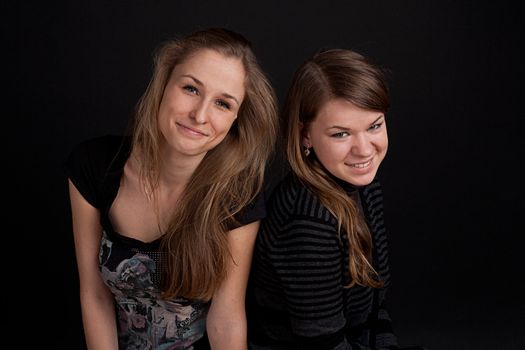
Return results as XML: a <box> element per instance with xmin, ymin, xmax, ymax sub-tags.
<box><xmin>300</xmin><ymin>122</ymin><xmax>311</xmax><ymax>148</ymax></box>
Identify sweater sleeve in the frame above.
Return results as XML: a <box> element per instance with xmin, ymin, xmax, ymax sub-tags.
<box><xmin>373</xmin><ymin>295</ymin><xmax>398</xmax><ymax>349</ymax></box>
<box><xmin>362</xmin><ymin>180</ymin><xmax>398</xmax><ymax>350</ymax></box>
<box><xmin>272</xmin><ymin>213</ymin><xmax>352</xmax><ymax>350</ymax></box>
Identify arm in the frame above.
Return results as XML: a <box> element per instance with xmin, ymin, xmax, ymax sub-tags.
<box><xmin>361</xmin><ymin>181</ymin><xmax>398</xmax><ymax>350</ymax></box>
<box><xmin>206</xmin><ymin>220</ymin><xmax>260</xmax><ymax>350</ymax></box>
<box><xmin>68</xmin><ymin>179</ymin><xmax>119</xmax><ymax>350</ymax></box>
<box><xmin>373</xmin><ymin>294</ymin><xmax>398</xmax><ymax>350</ymax></box>
<box><xmin>275</xmin><ymin>218</ymin><xmax>351</xmax><ymax>350</ymax></box>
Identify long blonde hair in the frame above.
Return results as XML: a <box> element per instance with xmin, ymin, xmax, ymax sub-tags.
<box><xmin>131</xmin><ymin>28</ymin><xmax>278</xmax><ymax>300</ymax></box>
<box><xmin>283</xmin><ymin>49</ymin><xmax>390</xmax><ymax>288</ymax></box>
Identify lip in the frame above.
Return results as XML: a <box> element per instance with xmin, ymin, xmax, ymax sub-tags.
<box><xmin>176</xmin><ymin>122</ymin><xmax>209</xmax><ymax>137</ymax></box>
<box><xmin>345</xmin><ymin>158</ymin><xmax>373</xmax><ymax>169</ymax></box>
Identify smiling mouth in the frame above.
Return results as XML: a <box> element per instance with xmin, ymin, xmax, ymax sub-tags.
<box><xmin>346</xmin><ymin>159</ymin><xmax>372</xmax><ymax>168</ymax></box>
<box><xmin>177</xmin><ymin>123</ymin><xmax>208</xmax><ymax>136</ymax></box>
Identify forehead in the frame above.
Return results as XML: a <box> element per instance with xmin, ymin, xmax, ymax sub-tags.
<box><xmin>314</xmin><ymin>98</ymin><xmax>382</xmax><ymax>127</ymax></box>
<box><xmin>173</xmin><ymin>49</ymin><xmax>246</xmax><ymax>94</ymax></box>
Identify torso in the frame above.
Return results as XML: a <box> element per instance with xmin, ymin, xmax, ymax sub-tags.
<box><xmin>247</xmin><ymin>173</ymin><xmax>394</xmax><ymax>349</ymax></box>
<box><xmin>67</xmin><ymin>135</ymin><xmax>265</xmax><ymax>349</ymax></box>
<box><xmin>68</xmin><ymin>136</ymin><xmax>209</xmax><ymax>349</ymax></box>
<box><xmin>101</xmin><ymin>152</ymin><xmax>209</xmax><ymax>350</ymax></box>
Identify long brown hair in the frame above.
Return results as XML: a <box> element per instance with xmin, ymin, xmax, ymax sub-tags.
<box><xmin>131</xmin><ymin>28</ymin><xmax>278</xmax><ymax>300</ymax></box>
<box><xmin>283</xmin><ymin>48</ymin><xmax>389</xmax><ymax>288</ymax></box>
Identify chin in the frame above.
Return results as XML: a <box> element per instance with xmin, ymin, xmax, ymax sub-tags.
<box><xmin>346</xmin><ymin>172</ymin><xmax>377</xmax><ymax>187</ymax></box>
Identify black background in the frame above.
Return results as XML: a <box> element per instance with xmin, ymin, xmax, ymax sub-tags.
<box><xmin>7</xmin><ymin>1</ymin><xmax>524</xmax><ymax>349</ymax></box>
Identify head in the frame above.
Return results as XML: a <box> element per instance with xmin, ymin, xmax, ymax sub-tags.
<box><xmin>285</xmin><ymin>48</ymin><xmax>390</xmax><ymax>187</ymax></box>
<box><xmin>283</xmin><ymin>48</ymin><xmax>390</xmax><ymax>288</ymax></box>
<box><xmin>132</xmin><ymin>27</ymin><xmax>278</xmax><ymax>189</ymax></box>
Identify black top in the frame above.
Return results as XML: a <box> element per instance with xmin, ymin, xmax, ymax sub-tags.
<box><xmin>65</xmin><ymin>134</ymin><xmax>266</xmax><ymax>350</ymax></box>
<box><xmin>247</xmin><ymin>172</ymin><xmax>397</xmax><ymax>350</ymax></box>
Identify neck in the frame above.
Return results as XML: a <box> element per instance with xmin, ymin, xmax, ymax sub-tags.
<box><xmin>158</xmin><ymin>147</ymin><xmax>205</xmax><ymax>190</ymax></box>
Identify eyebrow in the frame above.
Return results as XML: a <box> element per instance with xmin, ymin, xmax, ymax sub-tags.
<box><xmin>328</xmin><ymin>115</ymin><xmax>384</xmax><ymax>130</ymax></box>
<box><xmin>181</xmin><ymin>74</ymin><xmax>241</xmax><ymax>105</ymax></box>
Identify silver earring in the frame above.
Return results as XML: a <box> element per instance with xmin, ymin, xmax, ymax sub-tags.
<box><xmin>304</xmin><ymin>147</ymin><xmax>311</xmax><ymax>157</ymax></box>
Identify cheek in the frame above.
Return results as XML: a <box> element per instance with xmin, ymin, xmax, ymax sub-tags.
<box><xmin>157</xmin><ymin>98</ymin><xmax>174</xmax><ymax>128</ymax></box>
<box><xmin>316</xmin><ymin>141</ymin><xmax>347</xmax><ymax>163</ymax></box>
<box><xmin>214</xmin><ymin>117</ymin><xmax>237</xmax><ymax>135</ymax></box>
<box><xmin>157</xmin><ymin>110</ymin><xmax>170</xmax><ymax>135</ymax></box>
<box><xmin>378</xmin><ymin>135</ymin><xmax>389</xmax><ymax>153</ymax></box>
<box><xmin>368</xmin><ymin>130</ymin><xmax>387</xmax><ymax>148</ymax></box>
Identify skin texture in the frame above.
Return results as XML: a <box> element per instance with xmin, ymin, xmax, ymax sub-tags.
<box><xmin>69</xmin><ymin>180</ymin><xmax>119</xmax><ymax>350</ymax></box>
<box><xmin>69</xmin><ymin>49</ymin><xmax>255</xmax><ymax>350</ymax></box>
<box><xmin>206</xmin><ymin>221</ymin><xmax>259</xmax><ymax>350</ymax></box>
<box><xmin>303</xmin><ymin>98</ymin><xmax>388</xmax><ymax>187</ymax></box>
<box><xmin>157</xmin><ymin>49</ymin><xmax>245</xmax><ymax>162</ymax></box>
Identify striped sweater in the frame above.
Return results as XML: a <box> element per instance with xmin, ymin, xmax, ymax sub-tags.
<box><xmin>247</xmin><ymin>172</ymin><xmax>397</xmax><ymax>350</ymax></box>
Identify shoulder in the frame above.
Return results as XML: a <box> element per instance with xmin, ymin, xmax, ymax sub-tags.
<box><xmin>266</xmin><ymin>172</ymin><xmax>336</xmax><ymax>225</ymax></box>
<box><xmin>231</xmin><ymin>190</ymin><xmax>267</xmax><ymax>229</ymax></box>
<box><xmin>64</xmin><ymin>134</ymin><xmax>131</xmax><ymax>207</ymax></box>
<box><xmin>359</xmin><ymin>178</ymin><xmax>384</xmax><ymax>206</ymax></box>
<box><xmin>70</xmin><ymin>134</ymin><xmax>129</xmax><ymax>161</ymax></box>
<box><xmin>258</xmin><ymin>174</ymin><xmax>340</xmax><ymax>252</ymax></box>
<box><xmin>66</xmin><ymin>135</ymin><xmax>130</xmax><ymax>172</ymax></box>
<box><xmin>358</xmin><ymin>179</ymin><xmax>386</xmax><ymax>230</ymax></box>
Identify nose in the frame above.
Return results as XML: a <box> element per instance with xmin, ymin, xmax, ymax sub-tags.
<box><xmin>190</xmin><ymin>100</ymin><xmax>209</xmax><ymax>124</ymax></box>
<box><xmin>351</xmin><ymin>132</ymin><xmax>373</xmax><ymax>157</ymax></box>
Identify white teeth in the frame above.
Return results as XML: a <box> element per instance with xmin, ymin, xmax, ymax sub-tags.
<box><xmin>349</xmin><ymin>160</ymin><xmax>371</xmax><ymax>168</ymax></box>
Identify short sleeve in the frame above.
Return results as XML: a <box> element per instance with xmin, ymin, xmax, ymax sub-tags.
<box><xmin>230</xmin><ymin>190</ymin><xmax>266</xmax><ymax>229</ymax></box>
<box><xmin>63</xmin><ymin>135</ymin><xmax>128</xmax><ymax>209</ymax></box>
<box><xmin>63</xmin><ymin>138</ymin><xmax>101</xmax><ymax>208</ymax></box>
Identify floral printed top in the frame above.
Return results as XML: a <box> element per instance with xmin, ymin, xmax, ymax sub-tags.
<box><xmin>99</xmin><ymin>229</ymin><xmax>208</xmax><ymax>349</ymax></box>
<box><xmin>65</xmin><ymin>135</ymin><xmax>266</xmax><ymax>350</ymax></box>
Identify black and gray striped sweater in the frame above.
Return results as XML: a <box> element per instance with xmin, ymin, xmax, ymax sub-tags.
<box><xmin>247</xmin><ymin>172</ymin><xmax>398</xmax><ymax>350</ymax></box>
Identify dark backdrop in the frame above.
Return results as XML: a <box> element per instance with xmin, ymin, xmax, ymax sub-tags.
<box><xmin>8</xmin><ymin>1</ymin><xmax>524</xmax><ymax>349</ymax></box>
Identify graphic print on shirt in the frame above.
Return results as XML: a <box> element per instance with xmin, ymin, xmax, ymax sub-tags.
<box><xmin>99</xmin><ymin>231</ymin><xmax>207</xmax><ymax>349</ymax></box>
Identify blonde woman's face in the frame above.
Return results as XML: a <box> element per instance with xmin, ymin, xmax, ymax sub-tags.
<box><xmin>158</xmin><ymin>49</ymin><xmax>246</xmax><ymax>159</ymax></box>
<box><xmin>303</xmin><ymin>98</ymin><xmax>388</xmax><ymax>187</ymax></box>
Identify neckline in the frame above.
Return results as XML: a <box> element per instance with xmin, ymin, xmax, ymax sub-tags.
<box><xmin>104</xmin><ymin>228</ymin><xmax>162</xmax><ymax>250</ymax></box>
<box><xmin>99</xmin><ymin>136</ymin><xmax>164</xmax><ymax>248</ymax></box>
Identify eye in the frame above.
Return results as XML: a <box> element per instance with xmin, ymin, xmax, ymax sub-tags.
<box><xmin>215</xmin><ymin>99</ymin><xmax>231</xmax><ymax>110</ymax></box>
<box><xmin>183</xmin><ymin>85</ymin><xmax>199</xmax><ymax>95</ymax></box>
<box><xmin>369</xmin><ymin>122</ymin><xmax>383</xmax><ymax>131</ymax></box>
<box><xmin>331</xmin><ymin>131</ymin><xmax>349</xmax><ymax>138</ymax></box>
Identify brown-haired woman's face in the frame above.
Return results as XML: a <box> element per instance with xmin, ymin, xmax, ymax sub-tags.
<box><xmin>303</xmin><ymin>98</ymin><xmax>388</xmax><ymax>187</ymax></box>
<box><xmin>157</xmin><ymin>48</ymin><xmax>246</xmax><ymax>159</ymax></box>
